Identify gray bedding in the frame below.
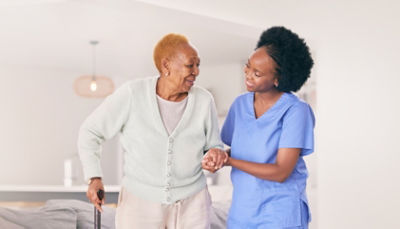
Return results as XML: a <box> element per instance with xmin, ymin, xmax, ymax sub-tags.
<box><xmin>0</xmin><ymin>199</ymin><xmax>229</xmax><ymax>229</ymax></box>
<box><xmin>0</xmin><ymin>199</ymin><xmax>115</xmax><ymax>229</ymax></box>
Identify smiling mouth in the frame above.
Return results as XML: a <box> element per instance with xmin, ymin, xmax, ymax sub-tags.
<box><xmin>186</xmin><ymin>79</ymin><xmax>195</xmax><ymax>85</ymax></box>
<box><xmin>245</xmin><ymin>80</ymin><xmax>254</xmax><ymax>87</ymax></box>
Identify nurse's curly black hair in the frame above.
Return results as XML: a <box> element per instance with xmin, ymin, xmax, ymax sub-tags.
<box><xmin>257</xmin><ymin>26</ymin><xmax>314</xmax><ymax>92</ymax></box>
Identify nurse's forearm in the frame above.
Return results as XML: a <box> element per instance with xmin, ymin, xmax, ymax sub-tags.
<box><xmin>228</xmin><ymin>158</ymin><xmax>286</xmax><ymax>182</ymax></box>
<box><xmin>227</xmin><ymin>148</ymin><xmax>300</xmax><ymax>183</ymax></box>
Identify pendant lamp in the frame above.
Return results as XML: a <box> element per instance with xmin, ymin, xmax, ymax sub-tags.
<box><xmin>74</xmin><ymin>41</ymin><xmax>114</xmax><ymax>98</ymax></box>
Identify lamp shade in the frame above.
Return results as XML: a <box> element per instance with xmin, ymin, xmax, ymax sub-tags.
<box><xmin>74</xmin><ymin>75</ymin><xmax>114</xmax><ymax>98</ymax></box>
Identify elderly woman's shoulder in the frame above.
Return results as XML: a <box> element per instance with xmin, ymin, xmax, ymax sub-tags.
<box><xmin>118</xmin><ymin>76</ymin><xmax>157</xmax><ymax>90</ymax></box>
<box><xmin>129</xmin><ymin>76</ymin><xmax>156</xmax><ymax>86</ymax></box>
<box><xmin>191</xmin><ymin>85</ymin><xmax>215</xmax><ymax>101</ymax></box>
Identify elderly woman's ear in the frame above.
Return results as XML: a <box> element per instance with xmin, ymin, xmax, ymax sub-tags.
<box><xmin>161</xmin><ymin>58</ymin><xmax>170</xmax><ymax>77</ymax></box>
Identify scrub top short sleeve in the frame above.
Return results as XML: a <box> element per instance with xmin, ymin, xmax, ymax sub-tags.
<box><xmin>221</xmin><ymin>99</ymin><xmax>237</xmax><ymax>147</ymax></box>
<box><xmin>279</xmin><ymin>102</ymin><xmax>315</xmax><ymax>156</ymax></box>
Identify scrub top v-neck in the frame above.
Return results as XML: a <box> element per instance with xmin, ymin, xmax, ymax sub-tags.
<box><xmin>221</xmin><ymin>92</ymin><xmax>315</xmax><ymax>228</ymax></box>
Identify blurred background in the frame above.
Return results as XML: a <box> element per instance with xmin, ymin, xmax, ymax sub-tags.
<box><xmin>0</xmin><ymin>0</ymin><xmax>399</xmax><ymax>228</ymax></box>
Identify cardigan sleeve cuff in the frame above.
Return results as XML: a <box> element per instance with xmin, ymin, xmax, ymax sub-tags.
<box><xmin>81</xmin><ymin>159</ymin><xmax>103</xmax><ymax>181</ymax></box>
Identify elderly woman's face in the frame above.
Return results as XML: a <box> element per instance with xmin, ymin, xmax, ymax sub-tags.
<box><xmin>168</xmin><ymin>43</ymin><xmax>200</xmax><ymax>92</ymax></box>
<box><xmin>244</xmin><ymin>47</ymin><xmax>278</xmax><ymax>93</ymax></box>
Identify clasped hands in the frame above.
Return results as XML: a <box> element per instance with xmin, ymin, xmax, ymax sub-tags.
<box><xmin>202</xmin><ymin>148</ymin><xmax>229</xmax><ymax>173</ymax></box>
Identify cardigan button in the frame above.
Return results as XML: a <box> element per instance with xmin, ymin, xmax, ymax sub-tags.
<box><xmin>169</xmin><ymin>138</ymin><xmax>174</xmax><ymax>143</ymax></box>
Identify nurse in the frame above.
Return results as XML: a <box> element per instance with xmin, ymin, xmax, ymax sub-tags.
<box><xmin>203</xmin><ymin>26</ymin><xmax>315</xmax><ymax>228</ymax></box>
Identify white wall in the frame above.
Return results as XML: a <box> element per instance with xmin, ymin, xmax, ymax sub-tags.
<box><xmin>0</xmin><ymin>66</ymin><xmax>126</xmax><ymax>185</ymax></box>
<box><xmin>315</xmin><ymin>2</ymin><xmax>400</xmax><ymax>229</ymax></box>
<box><xmin>196</xmin><ymin>62</ymin><xmax>246</xmax><ymax>116</ymax></box>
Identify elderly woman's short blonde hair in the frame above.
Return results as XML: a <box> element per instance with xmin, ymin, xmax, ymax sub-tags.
<box><xmin>153</xmin><ymin>33</ymin><xmax>189</xmax><ymax>73</ymax></box>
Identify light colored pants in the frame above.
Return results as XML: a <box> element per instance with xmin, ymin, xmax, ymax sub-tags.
<box><xmin>115</xmin><ymin>186</ymin><xmax>212</xmax><ymax>229</ymax></box>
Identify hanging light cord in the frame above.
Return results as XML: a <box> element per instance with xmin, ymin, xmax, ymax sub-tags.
<box><xmin>90</xmin><ymin>40</ymin><xmax>98</xmax><ymax>81</ymax></box>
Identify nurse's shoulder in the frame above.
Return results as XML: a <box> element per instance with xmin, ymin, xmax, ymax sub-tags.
<box><xmin>284</xmin><ymin>93</ymin><xmax>315</xmax><ymax>123</ymax></box>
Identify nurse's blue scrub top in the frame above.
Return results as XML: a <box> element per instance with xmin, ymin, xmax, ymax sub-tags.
<box><xmin>221</xmin><ymin>92</ymin><xmax>315</xmax><ymax>228</ymax></box>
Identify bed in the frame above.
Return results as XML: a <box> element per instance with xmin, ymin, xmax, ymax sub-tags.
<box><xmin>0</xmin><ymin>185</ymin><xmax>232</xmax><ymax>229</ymax></box>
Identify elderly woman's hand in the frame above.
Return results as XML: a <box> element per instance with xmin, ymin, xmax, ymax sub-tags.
<box><xmin>87</xmin><ymin>178</ymin><xmax>105</xmax><ymax>212</ymax></box>
<box><xmin>202</xmin><ymin>148</ymin><xmax>229</xmax><ymax>173</ymax></box>
<box><xmin>202</xmin><ymin>156</ymin><xmax>216</xmax><ymax>173</ymax></box>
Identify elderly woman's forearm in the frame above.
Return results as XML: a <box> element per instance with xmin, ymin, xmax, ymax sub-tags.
<box><xmin>78</xmin><ymin>125</ymin><xmax>105</xmax><ymax>181</ymax></box>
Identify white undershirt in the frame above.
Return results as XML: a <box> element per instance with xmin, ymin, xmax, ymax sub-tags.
<box><xmin>156</xmin><ymin>95</ymin><xmax>188</xmax><ymax>136</ymax></box>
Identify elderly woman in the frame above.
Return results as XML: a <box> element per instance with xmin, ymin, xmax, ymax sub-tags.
<box><xmin>203</xmin><ymin>26</ymin><xmax>315</xmax><ymax>228</ymax></box>
<box><xmin>78</xmin><ymin>33</ymin><xmax>223</xmax><ymax>229</ymax></box>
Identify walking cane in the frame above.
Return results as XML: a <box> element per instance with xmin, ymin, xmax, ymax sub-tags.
<box><xmin>94</xmin><ymin>189</ymin><xmax>104</xmax><ymax>229</ymax></box>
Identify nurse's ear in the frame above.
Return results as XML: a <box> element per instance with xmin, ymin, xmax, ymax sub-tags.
<box><xmin>274</xmin><ymin>78</ymin><xmax>279</xmax><ymax>88</ymax></box>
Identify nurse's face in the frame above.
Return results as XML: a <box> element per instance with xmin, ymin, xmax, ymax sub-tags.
<box><xmin>244</xmin><ymin>47</ymin><xmax>279</xmax><ymax>93</ymax></box>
